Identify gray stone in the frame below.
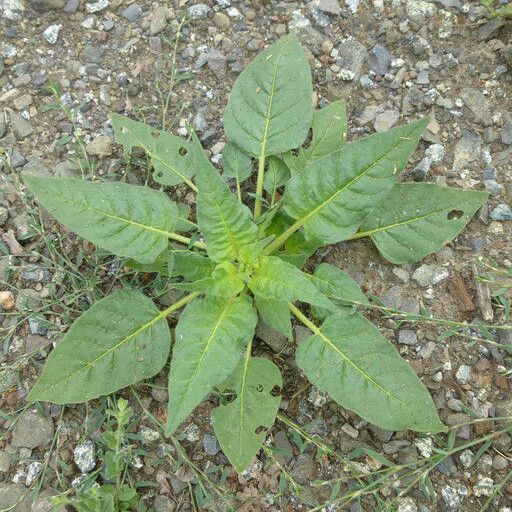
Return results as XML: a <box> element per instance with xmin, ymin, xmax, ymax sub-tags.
<box><xmin>460</xmin><ymin>87</ymin><xmax>491</xmax><ymax>125</ymax></box>
<box><xmin>398</xmin><ymin>330</ymin><xmax>417</xmax><ymax>345</ymax></box>
<box><xmin>288</xmin><ymin>10</ymin><xmax>323</xmax><ymax>46</ymax></box>
<box><xmin>493</xmin><ymin>454</ymin><xmax>508</xmax><ymax>470</ymax></box>
<box><xmin>150</xmin><ymin>5</ymin><xmax>167</xmax><ymax>34</ymax></box>
<box><xmin>122</xmin><ymin>3</ymin><xmax>142</xmax><ymax>22</ymax></box>
<box><xmin>453</xmin><ymin>130</ymin><xmax>482</xmax><ymax>172</ymax></box>
<box><xmin>473</xmin><ymin>477</ymin><xmax>494</xmax><ymax>497</ymax></box>
<box><xmin>484</xmin><ymin>180</ymin><xmax>503</xmax><ymax>197</ymax></box>
<box><xmin>501</xmin><ymin>122</ymin><xmax>512</xmax><ymax>145</ymax></box>
<box><xmin>336</xmin><ymin>39</ymin><xmax>367</xmax><ymax>81</ymax></box>
<box><xmin>455</xmin><ymin>364</ymin><xmax>471</xmax><ymax>384</ymax></box>
<box><xmin>425</xmin><ymin>143</ymin><xmax>445</xmax><ymax>163</ymax></box>
<box><xmin>374</xmin><ymin>109</ymin><xmax>399</xmax><ymax>132</ymax></box>
<box><xmin>397</xmin><ymin>497</ymin><xmax>417</xmax><ymax>512</ymax></box>
<box><xmin>380</xmin><ymin>285</ymin><xmax>420</xmax><ymax>313</ymax></box>
<box><xmin>413</xmin><ymin>157</ymin><xmax>432</xmax><ymax>180</ymax></box>
<box><xmin>477</xmin><ymin>18</ymin><xmax>505</xmax><ymax>42</ymax></box>
<box><xmin>495</xmin><ymin>395</ymin><xmax>512</xmax><ymax>424</ymax></box>
<box><xmin>367</xmin><ymin>44</ymin><xmax>392</xmax><ymax>75</ymax></box>
<box><xmin>490</xmin><ymin>204</ymin><xmax>512</xmax><ymax>221</ymax></box>
<box><xmin>29</xmin><ymin>0</ymin><xmax>65</xmax><ymax>11</ymax></box>
<box><xmin>86</xmin><ymin>135</ymin><xmax>112</xmax><ymax>158</ymax></box>
<box><xmin>12</xmin><ymin>408</ymin><xmax>54</xmax><ymax>448</ymax></box>
<box><xmin>74</xmin><ymin>440</ymin><xmax>96</xmax><ymax>472</ymax></box>
<box><xmin>412</xmin><ymin>264</ymin><xmax>449</xmax><ymax>287</ymax></box>
<box><xmin>85</xmin><ymin>0</ymin><xmax>108</xmax><ymax>13</ymax></box>
<box><xmin>0</xmin><ymin>450</ymin><xmax>11</xmax><ymax>472</ymax></box>
<box><xmin>187</xmin><ymin>3</ymin><xmax>210</xmax><ymax>19</ymax></box>
<box><xmin>406</xmin><ymin>0</ymin><xmax>437</xmax><ymax>17</ymax></box>
<box><xmin>152</xmin><ymin>496</ymin><xmax>176</xmax><ymax>512</ymax></box>
<box><xmin>203</xmin><ymin>434</ymin><xmax>220</xmax><ymax>455</ymax></box>
<box><xmin>206</xmin><ymin>50</ymin><xmax>227</xmax><ymax>78</ymax></box>
<box><xmin>273</xmin><ymin>430</ymin><xmax>293</xmax><ymax>462</ymax></box>
<box><xmin>8</xmin><ymin>110</ymin><xmax>34</xmax><ymax>139</ymax></box>
<box><xmin>383</xmin><ymin>440</ymin><xmax>410</xmax><ymax>455</ymax></box>
<box><xmin>31</xmin><ymin>490</ymin><xmax>66</xmax><ymax>512</ymax></box>
<box><xmin>63</xmin><ymin>0</ymin><xmax>79</xmax><ymax>13</ymax></box>
<box><xmin>316</xmin><ymin>0</ymin><xmax>340</xmax><ymax>14</ymax></box>
<box><xmin>441</xmin><ymin>484</ymin><xmax>467</xmax><ymax>510</ymax></box>
<box><xmin>256</xmin><ymin>320</ymin><xmax>288</xmax><ymax>352</ymax></box>
<box><xmin>193</xmin><ymin>110</ymin><xmax>208</xmax><ymax>133</ymax></box>
<box><xmin>21</xmin><ymin>157</ymin><xmax>51</xmax><ymax>178</ymax></box>
<box><xmin>81</xmin><ymin>44</ymin><xmax>105</xmax><ymax>64</ymax></box>
<box><xmin>43</xmin><ymin>24</ymin><xmax>61</xmax><ymax>44</ymax></box>
<box><xmin>0</xmin><ymin>483</ymin><xmax>32</xmax><ymax>512</ymax></box>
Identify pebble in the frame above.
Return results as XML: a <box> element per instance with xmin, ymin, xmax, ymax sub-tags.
<box><xmin>484</xmin><ymin>180</ymin><xmax>503</xmax><ymax>197</ymax></box>
<box><xmin>441</xmin><ymin>484</ymin><xmax>467</xmax><ymax>509</ymax></box>
<box><xmin>397</xmin><ymin>497</ymin><xmax>418</xmax><ymax>512</ymax></box>
<box><xmin>213</xmin><ymin>11</ymin><xmax>230</xmax><ymax>29</ymax></box>
<box><xmin>203</xmin><ymin>434</ymin><xmax>220</xmax><ymax>455</ymax></box>
<box><xmin>206</xmin><ymin>50</ymin><xmax>227</xmax><ymax>78</ymax></box>
<box><xmin>459</xmin><ymin>449</ymin><xmax>473</xmax><ymax>468</ymax></box>
<box><xmin>415</xmin><ymin>437</ymin><xmax>433</xmax><ymax>457</ymax></box>
<box><xmin>8</xmin><ymin>110</ymin><xmax>34</xmax><ymax>139</ymax></box>
<box><xmin>26</xmin><ymin>461</ymin><xmax>43</xmax><ymax>486</ymax></box>
<box><xmin>85</xmin><ymin>0</ymin><xmax>108</xmax><ymax>13</ymax></box>
<box><xmin>398</xmin><ymin>329</ymin><xmax>417</xmax><ymax>345</ymax></box>
<box><xmin>149</xmin><ymin>5</ymin><xmax>167</xmax><ymax>35</ymax></box>
<box><xmin>317</xmin><ymin>0</ymin><xmax>341</xmax><ymax>14</ymax></box>
<box><xmin>63</xmin><ymin>0</ymin><xmax>79</xmax><ymax>13</ymax></box>
<box><xmin>374</xmin><ymin>109</ymin><xmax>399</xmax><ymax>132</ymax></box>
<box><xmin>501</xmin><ymin>122</ymin><xmax>512</xmax><ymax>145</ymax></box>
<box><xmin>336</xmin><ymin>39</ymin><xmax>367</xmax><ymax>81</ymax></box>
<box><xmin>455</xmin><ymin>364</ymin><xmax>471</xmax><ymax>384</ymax></box>
<box><xmin>0</xmin><ymin>451</ymin><xmax>11</xmax><ymax>472</ymax></box>
<box><xmin>86</xmin><ymin>135</ymin><xmax>112</xmax><ymax>158</ymax></box>
<box><xmin>425</xmin><ymin>143</ymin><xmax>445</xmax><ymax>163</ymax></box>
<box><xmin>473</xmin><ymin>476</ymin><xmax>494</xmax><ymax>497</ymax></box>
<box><xmin>493</xmin><ymin>454</ymin><xmax>508</xmax><ymax>470</ymax></box>
<box><xmin>43</xmin><ymin>24</ymin><xmax>61</xmax><ymax>44</ymax></box>
<box><xmin>412</xmin><ymin>264</ymin><xmax>449</xmax><ymax>287</ymax></box>
<box><xmin>187</xmin><ymin>3</ymin><xmax>210</xmax><ymax>19</ymax></box>
<box><xmin>0</xmin><ymin>483</ymin><xmax>32</xmax><ymax>512</ymax></box>
<box><xmin>490</xmin><ymin>204</ymin><xmax>512</xmax><ymax>221</ymax></box>
<box><xmin>153</xmin><ymin>495</ymin><xmax>176</xmax><ymax>512</ymax></box>
<box><xmin>406</xmin><ymin>0</ymin><xmax>437</xmax><ymax>17</ymax></box>
<box><xmin>383</xmin><ymin>440</ymin><xmax>410</xmax><ymax>454</ymax></box>
<box><xmin>11</xmin><ymin>409</ymin><xmax>54</xmax><ymax>448</ymax></box>
<box><xmin>13</xmin><ymin>93</ymin><xmax>33</xmax><ymax>111</ymax></box>
<box><xmin>122</xmin><ymin>3</ymin><xmax>142</xmax><ymax>22</ymax></box>
<box><xmin>0</xmin><ymin>290</ymin><xmax>15</xmax><ymax>309</ymax></box>
<box><xmin>74</xmin><ymin>440</ymin><xmax>96</xmax><ymax>473</ymax></box>
<box><xmin>367</xmin><ymin>44</ymin><xmax>392</xmax><ymax>75</ymax></box>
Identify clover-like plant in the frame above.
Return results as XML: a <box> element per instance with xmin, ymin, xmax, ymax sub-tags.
<box><xmin>25</xmin><ymin>35</ymin><xmax>487</xmax><ymax>473</ymax></box>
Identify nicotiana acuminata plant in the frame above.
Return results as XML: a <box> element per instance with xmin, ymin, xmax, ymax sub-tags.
<box><xmin>25</xmin><ymin>34</ymin><xmax>488</xmax><ymax>473</ymax></box>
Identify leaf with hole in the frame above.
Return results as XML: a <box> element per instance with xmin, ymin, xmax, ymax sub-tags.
<box><xmin>223</xmin><ymin>34</ymin><xmax>313</xmax><ymax>157</ymax></box>
<box><xmin>111</xmin><ymin>114</ymin><xmax>196</xmax><ymax>188</ymax></box>
<box><xmin>282</xmin><ymin>118</ymin><xmax>429</xmax><ymax>245</ymax></box>
<box><xmin>283</xmin><ymin>99</ymin><xmax>348</xmax><ymax>173</ymax></box>
<box><xmin>24</xmin><ymin>176</ymin><xmax>178</xmax><ymax>264</ymax></box>
<box><xmin>212</xmin><ymin>356</ymin><xmax>282</xmax><ymax>473</ymax></box>
<box><xmin>295</xmin><ymin>309</ymin><xmax>446</xmax><ymax>432</ymax></box>
<box><xmin>356</xmin><ymin>183</ymin><xmax>488</xmax><ymax>264</ymax></box>
<box><xmin>167</xmin><ymin>295</ymin><xmax>257</xmax><ymax>434</ymax></box>
<box><xmin>28</xmin><ymin>290</ymin><xmax>171</xmax><ymax>403</ymax></box>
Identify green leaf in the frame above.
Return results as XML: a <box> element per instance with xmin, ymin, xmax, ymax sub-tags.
<box><xmin>296</xmin><ymin>310</ymin><xmax>446</xmax><ymax>432</ymax></box>
<box><xmin>167</xmin><ymin>295</ymin><xmax>257</xmax><ymax>434</ymax></box>
<box><xmin>254</xmin><ymin>295</ymin><xmax>293</xmax><ymax>340</ymax></box>
<box><xmin>28</xmin><ymin>290</ymin><xmax>171</xmax><ymax>403</ymax></box>
<box><xmin>249</xmin><ymin>256</ymin><xmax>334</xmax><ymax>309</ymax></box>
<box><xmin>282</xmin><ymin>118</ymin><xmax>429</xmax><ymax>245</ymax></box>
<box><xmin>125</xmin><ymin>250</ymin><xmax>170</xmax><ymax>276</ymax></box>
<box><xmin>111</xmin><ymin>114</ymin><xmax>196</xmax><ymax>188</ymax></box>
<box><xmin>222</xmin><ymin>142</ymin><xmax>252</xmax><ymax>182</ymax></box>
<box><xmin>357</xmin><ymin>183</ymin><xmax>488</xmax><ymax>264</ymax></box>
<box><xmin>175</xmin><ymin>203</ymin><xmax>194</xmax><ymax>232</ymax></box>
<box><xmin>212</xmin><ymin>356</ymin><xmax>282</xmax><ymax>473</ymax></box>
<box><xmin>173</xmin><ymin>251</ymin><xmax>216</xmax><ymax>281</ymax></box>
<box><xmin>283</xmin><ymin>100</ymin><xmax>347</xmax><ymax>173</ymax></box>
<box><xmin>223</xmin><ymin>34</ymin><xmax>313</xmax><ymax>157</ymax></box>
<box><xmin>263</xmin><ymin>157</ymin><xmax>290</xmax><ymax>196</ymax></box>
<box><xmin>310</xmin><ymin>263</ymin><xmax>369</xmax><ymax>320</ymax></box>
<box><xmin>175</xmin><ymin>261</ymin><xmax>245</xmax><ymax>298</ymax></box>
<box><xmin>24</xmin><ymin>176</ymin><xmax>178</xmax><ymax>264</ymax></box>
<box><xmin>196</xmin><ymin>155</ymin><xmax>258</xmax><ymax>262</ymax></box>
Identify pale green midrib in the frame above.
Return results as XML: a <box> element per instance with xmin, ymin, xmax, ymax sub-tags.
<box><xmin>36</xmin><ymin>293</ymin><xmax>199</xmax><ymax>393</ymax></box>
<box><xmin>352</xmin><ymin>206</ymin><xmax>458</xmax><ymax>239</ymax></box>
<box><xmin>289</xmin><ymin>303</ymin><xmax>404</xmax><ymax>404</ymax></box>
<box><xmin>237</xmin><ymin>341</ymin><xmax>252</xmax><ymax>460</ymax></box>
<box><xmin>308</xmin><ymin>274</ymin><xmax>368</xmax><ymax>305</ymax></box>
<box><xmin>53</xmin><ymin>194</ymin><xmax>184</xmax><ymax>241</ymax></box>
<box><xmin>171</xmin><ymin>300</ymin><xmax>231</xmax><ymax>424</ymax></box>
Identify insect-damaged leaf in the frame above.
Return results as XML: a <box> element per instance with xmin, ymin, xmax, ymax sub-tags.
<box><xmin>224</xmin><ymin>34</ymin><xmax>313</xmax><ymax>158</ymax></box>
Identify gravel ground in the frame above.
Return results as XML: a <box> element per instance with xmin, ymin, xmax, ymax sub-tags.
<box><xmin>1</xmin><ymin>0</ymin><xmax>512</xmax><ymax>511</ymax></box>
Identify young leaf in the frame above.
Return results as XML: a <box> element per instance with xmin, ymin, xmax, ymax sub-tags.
<box><xmin>356</xmin><ymin>183</ymin><xmax>488</xmax><ymax>264</ymax></box>
<box><xmin>295</xmin><ymin>309</ymin><xmax>446</xmax><ymax>432</ymax></box>
<box><xmin>175</xmin><ymin>261</ymin><xmax>245</xmax><ymax>298</ymax></box>
<box><xmin>173</xmin><ymin>251</ymin><xmax>216</xmax><ymax>281</ymax></box>
<box><xmin>282</xmin><ymin>118</ymin><xmax>429</xmax><ymax>245</ymax></box>
<box><xmin>222</xmin><ymin>142</ymin><xmax>253</xmax><ymax>182</ymax></box>
<box><xmin>249</xmin><ymin>256</ymin><xmax>334</xmax><ymax>310</ymax></box>
<box><xmin>283</xmin><ymin>99</ymin><xmax>348</xmax><ymax>173</ymax></box>
<box><xmin>223</xmin><ymin>34</ymin><xmax>313</xmax><ymax>157</ymax></box>
<box><xmin>195</xmin><ymin>154</ymin><xmax>258</xmax><ymax>262</ymax></box>
<box><xmin>167</xmin><ymin>295</ymin><xmax>257</xmax><ymax>434</ymax></box>
<box><xmin>263</xmin><ymin>157</ymin><xmax>291</xmax><ymax>196</ymax></box>
<box><xmin>24</xmin><ymin>176</ymin><xmax>178</xmax><ymax>264</ymax></box>
<box><xmin>28</xmin><ymin>290</ymin><xmax>171</xmax><ymax>403</ymax></box>
<box><xmin>212</xmin><ymin>356</ymin><xmax>282</xmax><ymax>473</ymax></box>
<box><xmin>254</xmin><ymin>295</ymin><xmax>293</xmax><ymax>340</ymax></box>
<box><xmin>111</xmin><ymin>114</ymin><xmax>196</xmax><ymax>188</ymax></box>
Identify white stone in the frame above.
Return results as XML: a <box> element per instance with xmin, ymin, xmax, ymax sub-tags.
<box><xmin>43</xmin><ymin>24</ymin><xmax>61</xmax><ymax>45</ymax></box>
<box><xmin>86</xmin><ymin>0</ymin><xmax>109</xmax><ymax>13</ymax></box>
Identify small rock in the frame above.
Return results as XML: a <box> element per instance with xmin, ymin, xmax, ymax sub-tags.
<box><xmin>273</xmin><ymin>431</ymin><xmax>293</xmax><ymax>461</ymax></box>
<box><xmin>495</xmin><ymin>395</ymin><xmax>512</xmax><ymax>424</ymax></box>
<box><xmin>187</xmin><ymin>3</ymin><xmax>210</xmax><ymax>19</ymax></box>
<box><xmin>203</xmin><ymin>434</ymin><xmax>220</xmax><ymax>455</ymax></box>
<box><xmin>149</xmin><ymin>5</ymin><xmax>167</xmax><ymax>34</ymax></box>
<box><xmin>13</xmin><ymin>93</ymin><xmax>33</xmax><ymax>111</ymax></box>
<box><xmin>31</xmin><ymin>490</ymin><xmax>66</xmax><ymax>512</ymax></box>
<box><xmin>26</xmin><ymin>461</ymin><xmax>43</xmax><ymax>486</ymax></box>
<box><xmin>206</xmin><ymin>50</ymin><xmax>227</xmax><ymax>78</ymax></box>
<box><xmin>213</xmin><ymin>11</ymin><xmax>230</xmax><ymax>29</ymax></box>
<box><xmin>501</xmin><ymin>122</ymin><xmax>512</xmax><ymax>146</ymax></box>
<box><xmin>460</xmin><ymin>88</ymin><xmax>491</xmax><ymax>125</ymax></box>
<box><xmin>367</xmin><ymin>44</ymin><xmax>392</xmax><ymax>75</ymax></box>
<box><xmin>398</xmin><ymin>329</ymin><xmax>417</xmax><ymax>345</ymax></box>
<box><xmin>8</xmin><ymin>110</ymin><xmax>34</xmax><ymax>139</ymax></box>
<box><xmin>43</xmin><ymin>24</ymin><xmax>61</xmax><ymax>44</ymax></box>
<box><xmin>415</xmin><ymin>437</ymin><xmax>433</xmax><ymax>457</ymax></box>
<box><xmin>374</xmin><ymin>109</ymin><xmax>399</xmax><ymax>132</ymax></box>
<box><xmin>0</xmin><ymin>483</ymin><xmax>32</xmax><ymax>512</ymax></box>
<box><xmin>441</xmin><ymin>484</ymin><xmax>467</xmax><ymax>510</ymax></box>
<box><xmin>473</xmin><ymin>476</ymin><xmax>494</xmax><ymax>497</ymax></box>
<box><xmin>459</xmin><ymin>449</ymin><xmax>473</xmax><ymax>468</ymax></box>
<box><xmin>0</xmin><ymin>290</ymin><xmax>15</xmax><ymax>310</ymax></box>
<box><xmin>317</xmin><ymin>0</ymin><xmax>340</xmax><ymax>14</ymax></box>
<box><xmin>12</xmin><ymin>409</ymin><xmax>54</xmax><ymax>448</ymax></box>
<box><xmin>406</xmin><ymin>0</ymin><xmax>437</xmax><ymax>18</ymax></box>
<box><xmin>383</xmin><ymin>440</ymin><xmax>410</xmax><ymax>454</ymax></box>
<box><xmin>484</xmin><ymin>180</ymin><xmax>503</xmax><ymax>197</ymax></box>
<box><xmin>81</xmin><ymin>43</ymin><xmax>105</xmax><ymax>64</ymax></box>
<box><xmin>412</xmin><ymin>264</ymin><xmax>449</xmax><ymax>287</ymax></box>
<box><xmin>152</xmin><ymin>495</ymin><xmax>176</xmax><ymax>512</ymax></box>
<box><xmin>30</xmin><ymin>0</ymin><xmax>65</xmax><ymax>11</ymax></box>
<box><xmin>397</xmin><ymin>497</ymin><xmax>417</xmax><ymax>512</ymax></box>
<box><xmin>425</xmin><ymin>143</ymin><xmax>445</xmax><ymax>163</ymax></box>
<box><xmin>336</xmin><ymin>39</ymin><xmax>367</xmax><ymax>81</ymax></box>
<box><xmin>256</xmin><ymin>320</ymin><xmax>288</xmax><ymax>352</ymax></box>
<box><xmin>85</xmin><ymin>0</ymin><xmax>108</xmax><ymax>13</ymax></box>
<box><xmin>477</xmin><ymin>18</ymin><xmax>505</xmax><ymax>42</ymax></box>
<box><xmin>74</xmin><ymin>440</ymin><xmax>96</xmax><ymax>473</ymax></box>
<box><xmin>63</xmin><ymin>0</ymin><xmax>79</xmax><ymax>13</ymax></box>
<box><xmin>86</xmin><ymin>135</ymin><xmax>112</xmax><ymax>158</ymax></box>
<box><xmin>493</xmin><ymin>454</ymin><xmax>508</xmax><ymax>470</ymax></box>
<box><xmin>0</xmin><ymin>451</ymin><xmax>11</xmax><ymax>472</ymax></box>
<box><xmin>413</xmin><ymin>157</ymin><xmax>432</xmax><ymax>180</ymax></box>
<box><xmin>122</xmin><ymin>3</ymin><xmax>142</xmax><ymax>22</ymax></box>
<box><xmin>490</xmin><ymin>204</ymin><xmax>512</xmax><ymax>221</ymax></box>
<box><xmin>455</xmin><ymin>364</ymin><xmax>471</xmax><ymax>384</ymax></box>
